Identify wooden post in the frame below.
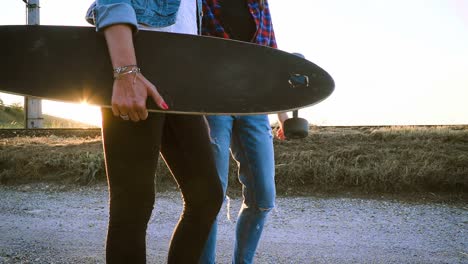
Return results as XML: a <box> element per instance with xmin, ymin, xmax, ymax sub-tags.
<box><xmin>24</xmin><ymin>0</ymin><xmax>43</xmax><ymax>128</ymax></box>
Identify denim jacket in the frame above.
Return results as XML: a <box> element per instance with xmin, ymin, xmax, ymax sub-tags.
<box><xmin>86</xmin><ymin>0</ymin><xmax>202</xmax><ymax>33</ymax></box>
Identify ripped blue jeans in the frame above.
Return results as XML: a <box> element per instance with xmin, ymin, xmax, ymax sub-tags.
<box><xmin>200</xmin><ymin>115</ymin><xmax>276</xmax><ymax>264</ymax></box>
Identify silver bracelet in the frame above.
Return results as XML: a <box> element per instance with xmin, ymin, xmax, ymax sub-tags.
<box><xmin>113</xmin><ymin>65</ymin><xmax>141</xmax><ymax>79</ymax></box>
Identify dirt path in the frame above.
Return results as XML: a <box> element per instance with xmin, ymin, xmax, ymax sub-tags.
<box><xmin>0</xmin><ymin>184</ymin><xmax>466</xmax><ymax>264</ymax></box>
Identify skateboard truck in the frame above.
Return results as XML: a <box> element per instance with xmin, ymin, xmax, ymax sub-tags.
<box><xmin>284</xmin><ymin>53</ymin><xmax>310</xmax><ymax>139</ymax></box>
<box><xmin>288</xmin><ymin>53</ymin><xmax>310</xmax><ymax>89</ymax></box>
<box><xmin>289</xmin><ymin>73</ymin><xmax>309</xmax><ymax>88</ymax></box>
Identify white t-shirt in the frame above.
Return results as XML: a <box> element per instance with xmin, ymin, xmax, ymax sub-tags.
<box><xmin>139</xmin><ymin>0</ymin><xmax>197</xmax><ymax>35</ymax></box>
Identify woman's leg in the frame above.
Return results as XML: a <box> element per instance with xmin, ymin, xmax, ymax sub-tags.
<box><xmin>199</xmin><ymin>115</ymin><xmax>235</xmax><ymax>264</ymax></box>
<box><xmin>231</xmin><ymin>115</ymin><xmax>276</xmax><ymax>264</ymax></box>
<box><xmin>160</xmin><ymin>114</ymin><xmax>223</xmax><ymax>263</ymax></box>
<box><xmin>101</xmin><ymin>109</ymin><xmax>164</xmax><ymax>264</ymax></box>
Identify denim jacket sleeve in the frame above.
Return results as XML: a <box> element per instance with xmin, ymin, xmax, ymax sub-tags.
<box><xmin>86</xmin><ymin>0</ymin><xmax>138</xmax><ymax>32</ymax></box>
<box><xmin>86</xmin><ymin>0</ymin><xmax>202</xmax><ymax>34</ymax></box>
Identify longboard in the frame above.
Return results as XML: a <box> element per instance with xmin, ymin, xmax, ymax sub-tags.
<box><xmin>0</xmin><ymin>25</ymin><xmax>334</xmax><ymax>115</ymax></box>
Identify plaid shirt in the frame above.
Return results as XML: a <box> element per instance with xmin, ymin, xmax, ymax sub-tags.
<box><xmin>201</xmin><ymin>0</ymin><xmax>277</xmax><ymax>48</ymax></box>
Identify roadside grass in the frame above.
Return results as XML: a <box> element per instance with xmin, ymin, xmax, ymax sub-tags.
<box><xmin>0</xmin><ymin>126</ymin><xmax>466</xmax><ymax>196</ymax></box>
<box><xmin>272</xmin><ymin>125</ymin><xmax>467</xmax><ymax>195</ymax></box>
<box><xmin>0</xmin><ymin>136</ymin><xmax>104</xmax><ymax>185</ymax></box>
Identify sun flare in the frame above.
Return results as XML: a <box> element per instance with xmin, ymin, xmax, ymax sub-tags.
<box><xmin>43</xmin><ymin>100</ymin><xmax>102</xmax><ymax>127</ymax></box>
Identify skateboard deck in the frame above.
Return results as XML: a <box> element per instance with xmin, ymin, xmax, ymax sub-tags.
<box><xmin>0</xmin><ymin>25</ymin><xmax>334</xmax><ymax>115</ymax></box>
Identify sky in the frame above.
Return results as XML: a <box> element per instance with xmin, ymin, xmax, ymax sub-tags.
<box><xmin>1</xmin><ymin>0</ymin><xmax>467</xmax><ymax>126</ymax></box>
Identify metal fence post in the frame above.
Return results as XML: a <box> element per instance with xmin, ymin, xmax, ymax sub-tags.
<box><xmin>24</xmin><ymin>0</ymin><xmax>43</xmax><ymax>128</ymax></box>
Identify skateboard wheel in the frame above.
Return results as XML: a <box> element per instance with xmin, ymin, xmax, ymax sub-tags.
<box><xmin>284</xmin><ymin>117</ymin><xmax>309</xmax><ymax>139</ymax></box>
<box><xmin>291</xmin><ymin>52</ymin><xmax>305</xmax><ymax>59</ymax></box>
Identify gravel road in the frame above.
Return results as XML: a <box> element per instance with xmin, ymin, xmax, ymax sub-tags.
<box><xmin>0</xmin><ymin>184</ymin><xmax>466</xmax><ymax>264</ymax></box>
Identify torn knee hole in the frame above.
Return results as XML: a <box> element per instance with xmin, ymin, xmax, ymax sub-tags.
<box><xmin>259</xmin><ymin>207</ymin><xmax>273</xmax><ymax>212</ymax></box>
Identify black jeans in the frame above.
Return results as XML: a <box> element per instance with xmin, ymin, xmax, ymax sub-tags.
<box><xmin>101</xmin><ymin>109</ymin><xmax>223</xmax><ymax>263</ymax></box>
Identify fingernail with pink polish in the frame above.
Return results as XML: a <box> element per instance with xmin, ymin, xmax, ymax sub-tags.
<box><xmin>161</xmin><ymin>102</ymin><xmax>169</xmax><ymax>110</ymax></box>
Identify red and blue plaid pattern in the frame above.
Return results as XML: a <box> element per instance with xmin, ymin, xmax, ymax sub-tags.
<box><xmin>201</xmin><ymin>0</ymin><xmax>277</xmax><ymax>48</ymax></box>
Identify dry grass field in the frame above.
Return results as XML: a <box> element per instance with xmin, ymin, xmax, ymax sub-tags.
<box><xmin>272</xmin><ymin>125</ymin><xmax>467</xmax><ymax>195</ymax></box>
<box><xmin>0</xmin><ymin>125</ymin><xmax>466</xmax><ymax>197</ymax></box>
